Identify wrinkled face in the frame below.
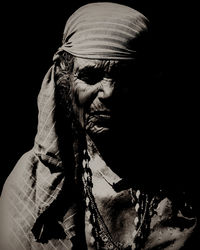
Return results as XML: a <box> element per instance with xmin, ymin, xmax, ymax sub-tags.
<box><xmin>70</xmin><ymin>57</ymin><xmax>134</xmax><ymax>137</ymax></box>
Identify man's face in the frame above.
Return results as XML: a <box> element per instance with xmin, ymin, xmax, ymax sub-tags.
<box><xmin>70</xmin><ymin>57</ymin><xmax>134</xmax><ymax>138</ymax></box>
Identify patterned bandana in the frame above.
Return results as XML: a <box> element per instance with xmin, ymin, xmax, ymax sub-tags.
<box><xmin>54</xmin><ymin>2</ymin><xmax>149</xmax><ymax>60</ymax></box>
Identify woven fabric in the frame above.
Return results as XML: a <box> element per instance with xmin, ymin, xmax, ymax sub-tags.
<box><xmin>0</xmin><ymin>66</ymin><xmax>198</xmax><ymax>249</ymax></box>
<box><xmin>0</xmin><ymin>66</ymin><xmax>77</xmax><ymax>249</ymax></box>
<box><xmin>55</xmin><ymin>2</ymin><xmax>149</xmax><ymax>60</ymax></box>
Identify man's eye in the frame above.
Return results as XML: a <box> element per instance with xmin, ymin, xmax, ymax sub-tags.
<box><xmin>78</xmin><ymin>72</ymin><xmax>103</xmax><ymax>85</ymax></box>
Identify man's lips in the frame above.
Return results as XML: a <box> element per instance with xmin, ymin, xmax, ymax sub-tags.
<box><xmin>86</xmin><ymin>110</ymin><xmax>112</xmax><ymax>129</ymax></box>
<box><xmin>88</xmin><ymin>110</ymin><xmax>111</xmax><ymax>118</ymax></box>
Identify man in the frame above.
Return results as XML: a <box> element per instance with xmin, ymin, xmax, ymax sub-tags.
<box><xmin>0</xmin><ymin>2</ymin><xmax>197</xmax><ymax>250</ymax></box>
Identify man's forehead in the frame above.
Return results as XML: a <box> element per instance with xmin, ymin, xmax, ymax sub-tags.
<box><xmin>73</xmin><ymin>57</ymin><xmax>132</xmax><ymax>73</ymax></box>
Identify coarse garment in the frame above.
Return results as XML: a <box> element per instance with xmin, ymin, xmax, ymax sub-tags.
<box><xmin>0</xmin><ymin>63</ymin><xmax>198</xmax><ymax>250</ymax></box>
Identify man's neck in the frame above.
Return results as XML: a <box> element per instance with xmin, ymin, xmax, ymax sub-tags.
<box><xmin>85</xmin><ymin>133</ymin><xmax>114</xmax><ymax>163</ymax></box>
<box><xmin>85</xmin><ymin>133</ymin><xmax>124</xmax><ymax>179</ymax></box>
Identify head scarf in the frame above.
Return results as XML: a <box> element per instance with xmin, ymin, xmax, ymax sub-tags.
<box><xmin>54</xmin><ymin>2</ymin><xmax>149</xmax><ymax>60</ymax></box>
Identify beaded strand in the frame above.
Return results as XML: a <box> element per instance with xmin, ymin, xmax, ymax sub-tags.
<box><xmin>82</xmin><ymin>150</ymin><xmax>158</xmax><ymax>250</ymax></box>
<box><xmin>82</xmin><ymin>150</ymin><xmax>122</xmax><ymax>249</ymax></box>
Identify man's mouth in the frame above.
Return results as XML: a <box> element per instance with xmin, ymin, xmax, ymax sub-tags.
<box><xmin>85</xmin><ymin>110</ymin><xmax>112</xmax><ymax>134</ymax></box>
<box><xmin>89</xmin><ymin>110</ymin><xmax>111</xmax><ymax>117</ymax></box>
<box><xmin>88</xmin><ymin>111</ymin><xmax>111</xmax><ymax>122</ymax></box>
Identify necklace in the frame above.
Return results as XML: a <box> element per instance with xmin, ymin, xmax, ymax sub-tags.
<box><xmin>82</xmin><ymin>149</ymin><xmax>159</xmax><ymax>250</ymax></box>
<box><xmin>82</xmin><ymin>150</ymin><xmax>122</xmax><ymax>249</ymax></box>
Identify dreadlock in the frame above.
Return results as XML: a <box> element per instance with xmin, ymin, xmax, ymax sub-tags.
<box><xmin>52</xmin><ymin>52</ymin><xmax>88</xmax><ymax>248</ymax></box>
<box><xmin>54</xmin><ymin>50</ymin><xmax>87</xmax><ymax>183</ymax></box>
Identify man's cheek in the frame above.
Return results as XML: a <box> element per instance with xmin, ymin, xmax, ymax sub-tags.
<box><xmin>72</xmin><ymin>85</ymin><xmax>98</xmax><ymax>128</ymax></box>
<box><xmin>76</xmin><ymin>84</ymin><xmax>99</xmax><ymax>105</ymax></box>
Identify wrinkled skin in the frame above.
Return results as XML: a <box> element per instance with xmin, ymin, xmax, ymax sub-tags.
<box><xmin>70</xmin><ymin>57</ymin><xmax>137</xmax><ymax>169</ymax></box>
<box><xmin>70</xmin><ymin>57</ymin><xmax>133</xmax><ymax>136</ymax></box>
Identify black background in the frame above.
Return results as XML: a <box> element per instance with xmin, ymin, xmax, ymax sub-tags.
<box><xmin>0</xmin><ymin>0</ymin><xmax>198</xmax><ymax>197</ymax></box>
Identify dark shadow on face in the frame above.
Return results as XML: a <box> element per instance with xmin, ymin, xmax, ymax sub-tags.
<box><xmin>90</xmin><ymin>64</ymin><xmax>150</xmax><ymax>172</ymax></box>
<box><xmin>84</xmin><ymin>63</ymin><xmax>177</xmax><ymax>192</ymax></box>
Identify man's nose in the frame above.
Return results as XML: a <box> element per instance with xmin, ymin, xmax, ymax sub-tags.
<box><xmin>98</xmin><ymin>78</ymin><xmax>115</xmax><ymax>101</ymax></box>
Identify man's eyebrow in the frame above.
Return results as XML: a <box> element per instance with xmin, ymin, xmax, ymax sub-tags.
<box><xmin>76</xmin><ymin>65</ymin><xmax>102</xmax><ymax>75</ymax></box>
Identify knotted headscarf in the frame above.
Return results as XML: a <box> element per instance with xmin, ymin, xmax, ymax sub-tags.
<box><xmin>54</xmin><ymin>2</ymin><xmax>149</xmax><ymax>60</ymax></box>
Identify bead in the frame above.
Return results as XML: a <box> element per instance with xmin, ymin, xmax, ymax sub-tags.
<box><xmin>86</xmin><ymin>210</ymin><xmax>91</xmax><ymax>219</ymax></box>
<box><xmin>90</xmin><ymin>236</ymin><xmax>95</xmax><ymax>245</ymax></box>
<box><xmin>88</xmin><ymin>223</ymin><xmax>93</xmax><ymax>232</ymax></box>
<box><xmin>92</xmin><ymin>213</ymin><xmax>96</xmax><ymax>223</ymax></box>
<box><xmin>86</xmin><ymin>197</ymin><xmax>90</xmax><ymax>206</ymax></box>
<box><xmin>135</xmin><ymin>203</ymin><xmax>139</xmax><ymax>212</ymax></box>
<box><xmin>83</xmin><ymin>159</ymin><xmax>87</xmax><ymax>168</ymax></box>
<box><xmin>83</xmin><ymin>149</ymin><xmax>90</xmax><ymax>160</ymax></box>
<box><xmin>107</xmin><ymin>242</ymin><xmax>114</xmax><ymax>249</ymax></box>
<box><xmin>84</xmin><ymin>172</ymin><xmax>88</xmax><ymax>180</ymax></box>
<box><xmin>101</xmin><ymin>234</ymin><xmax>108</xmax><ymax>242</ymax></box>
<box><xmin>134</xmin><ymin>217</ymin><xmax>139</xmax><ymax>226</ymax></box>
<box><xmin>136</xmin><ymin>190</ymin><xmax>140</xmax><ymax>199</ymax></box>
